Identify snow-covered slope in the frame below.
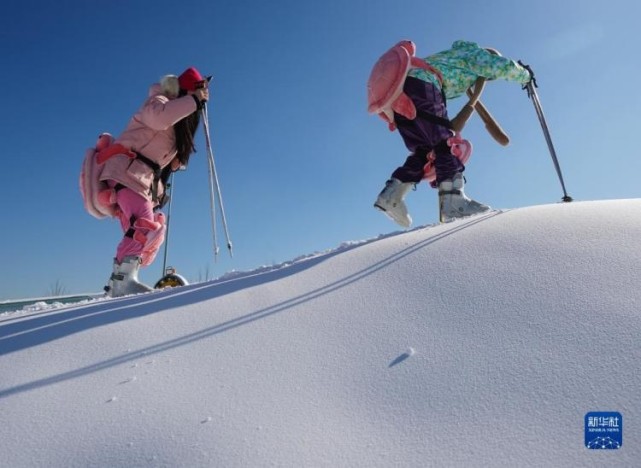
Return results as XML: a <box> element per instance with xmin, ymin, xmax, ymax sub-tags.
<box><xmin>1</xmin><ymin>200</ymin><xmax>640</xmax><ymax>467</ymax></box>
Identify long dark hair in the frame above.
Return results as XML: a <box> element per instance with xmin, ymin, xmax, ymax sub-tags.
<box><xmin>174</xmin><ymin>91</ymin><xmax>201</xmax><ymax>166</ymax></box>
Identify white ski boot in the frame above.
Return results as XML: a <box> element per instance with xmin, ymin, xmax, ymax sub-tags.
<box><xmin>105</xmin><ymin>256</ymin><xmax>153</xmax><ymax>298</ymax></box>
<box><xmin>374</xmin><ymin>178</ymin><xmax>414</xmax><ymax>228</ymax></box>
<box><xmin>438</xmin><ymin>173</ymin><xmax>490</xmax><ymax>222</ymax></box>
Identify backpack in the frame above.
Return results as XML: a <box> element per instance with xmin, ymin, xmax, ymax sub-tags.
<box><xmin>367</xmin><ymin>40</ymin><xmax>444</xmax><ymax>131</ymax></box>
<box><xmin>79</xmin><ymin>133</ymin><xmax>120</xmax><ymax>219</ymax></box>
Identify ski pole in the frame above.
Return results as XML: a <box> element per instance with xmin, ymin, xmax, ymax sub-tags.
<box><xmin>521</xmin><ymin>63</ymin><xmax>572</xmax><ymax>202</ymax></box>
<box><xmin>161</xmin><ymin>172</ymin><xmax>175</xmax><ymax>275</ymax></box>
<box><xmin>202</xmin><ymin>102</ymin><xmax>233</xmax><ymax>257</ymax></box>
<box><xmin>203</xmin><ymin>121</ymin><xmax>220</xmax><ymax>260</ymax></box>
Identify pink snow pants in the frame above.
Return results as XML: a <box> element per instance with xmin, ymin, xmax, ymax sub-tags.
<box><xmin>111</xmin><ymin>183</ymin><xmax>155</xmax><ymax>263</ymax></box>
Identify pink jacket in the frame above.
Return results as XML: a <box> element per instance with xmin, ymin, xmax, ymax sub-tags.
<box><xmin>99</xmin><ymin>84</ymin><xmax>198</xmax><ymax>202</ymax></box>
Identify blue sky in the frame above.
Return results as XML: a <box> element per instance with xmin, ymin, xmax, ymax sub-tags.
<box><xmin>1</xmin><ymin>0</ymin><xmax>639</xmax><ymax>299</ymax></box>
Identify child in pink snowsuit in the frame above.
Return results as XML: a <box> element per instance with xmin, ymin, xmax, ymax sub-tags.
<box><xmin>99</xmin><ymin>67</ymin><xmax>210</xmax><ymax>297</ymax></box>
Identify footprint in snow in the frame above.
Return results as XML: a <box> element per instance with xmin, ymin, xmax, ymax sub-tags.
<box><xmin>119</xmin><ymin>376</ymin><xmax>137</xmax><ymax>385</ymax></box>
<box><xmin>389</xmin><ymin>348</ymin><xmax>415</xmax><ymax>368</ymax></box>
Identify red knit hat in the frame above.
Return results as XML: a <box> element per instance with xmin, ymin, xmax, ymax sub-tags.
<box><xmin>178</xmin><ymin>67</ymin><xmax>206</xmax><ymax>91</ymax></box>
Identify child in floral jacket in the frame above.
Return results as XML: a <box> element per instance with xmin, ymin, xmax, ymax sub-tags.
<box><xmin>371</xmin><ymin>40</ymin><xmax>531</xmax><ymax>226</ymax></box>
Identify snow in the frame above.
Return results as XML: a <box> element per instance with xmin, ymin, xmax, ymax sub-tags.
<box><xmin>1</xmin><ymin>199</ymin><xmax>640</xmax><ymax>467</ymax></box>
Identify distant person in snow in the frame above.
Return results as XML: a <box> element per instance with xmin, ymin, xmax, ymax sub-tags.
<box><xmin>367</xmin><ymin>40</ymin><xmax>532</xmax><ymax>226</ymax></box>
<box><xmin>98</xmin><ymin>67</ymin><xmax>210</xmax><ymax>297</ymax></box>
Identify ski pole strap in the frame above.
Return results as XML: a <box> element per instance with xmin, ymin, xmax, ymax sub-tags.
<box><xmin>518</xmin><ymin>60</ymin><xmax>537</xmax><ymax>96</ymax></box>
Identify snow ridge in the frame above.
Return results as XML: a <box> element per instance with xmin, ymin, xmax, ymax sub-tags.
<box><xmin>1</xmin><ymin>200</ymin><xmax>640</xmax><ymax>467</ymax></box>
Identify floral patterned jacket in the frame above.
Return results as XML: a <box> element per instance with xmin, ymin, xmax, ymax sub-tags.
<box><xmin>408</xmin><ymin>40</ymin><xmax>531</xmax><ymax>100</ymax></box>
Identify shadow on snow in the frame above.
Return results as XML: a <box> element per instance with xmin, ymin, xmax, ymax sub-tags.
<box><xmin>0</xmin><ymin>213</ymin><xmax>499</xmax><ymax>398</ymax></box>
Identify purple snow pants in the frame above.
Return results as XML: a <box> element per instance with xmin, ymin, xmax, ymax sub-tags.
<box><xmin>391</xmin><ymin>77</ymin><xmax>464</xmax><ymax>185</ymax></box>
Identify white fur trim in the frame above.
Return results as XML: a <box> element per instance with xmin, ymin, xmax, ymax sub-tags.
<box><xmin>160</xmin><ymin>75</ymin><xmax>180</xmax><ymax>98</ymax></box>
